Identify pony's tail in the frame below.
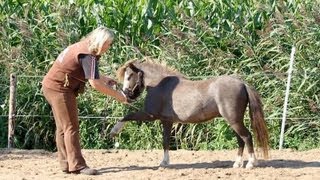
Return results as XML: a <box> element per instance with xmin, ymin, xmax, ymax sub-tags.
<box><xmin>245</xmin><ymin>84</ymin><xmax>269</xmax><ymax>159</ymax></box>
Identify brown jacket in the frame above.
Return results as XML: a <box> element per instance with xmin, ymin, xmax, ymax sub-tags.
<box><xmin>42</xmin><ymin>40</ymin><xmax>91</xmax><ymax>93</ymax></box>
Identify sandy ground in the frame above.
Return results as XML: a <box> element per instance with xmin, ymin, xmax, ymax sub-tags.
<box><xmin>0</xmin><ymin>148</ymin><xmax>319</xmax><ymax>180</ymax></box>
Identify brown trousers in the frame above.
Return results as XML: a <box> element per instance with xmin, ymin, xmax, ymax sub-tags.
<box><xmin>42</xmin><ymin>86</ymin><xmax>87</xmax><ymax>172</ymax></box>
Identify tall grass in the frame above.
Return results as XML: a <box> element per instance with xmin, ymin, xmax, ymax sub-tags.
<box><xmin>0</xmin><ymin>0</ymin><xmax>319</xmax><ymax>151</ymax></box>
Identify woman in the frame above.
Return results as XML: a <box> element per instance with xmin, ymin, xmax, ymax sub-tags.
<box><xmin>42</xmin><ymin>26</ymin><xmax>127</xmax><ymax>175</ymax></box>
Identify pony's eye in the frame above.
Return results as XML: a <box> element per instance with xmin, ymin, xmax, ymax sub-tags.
<box><xmin>127</xmin><ymin>74</ymin><xmax>133</xmax><ymax>80</ymax></box>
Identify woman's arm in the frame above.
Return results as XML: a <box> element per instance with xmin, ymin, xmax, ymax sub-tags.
<box><xmin>88</xmin><ymin>78</ymin><xmax>127</xmax><ymax>103</ymax></box>
<box><xmin>99</xmin><ymin>75</ymin><xmax>118</xmax><ymax>87</ymax></box>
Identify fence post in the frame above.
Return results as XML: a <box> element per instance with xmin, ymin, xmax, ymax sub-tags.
<box><xmin>8</xmin><ymin>73</ymin><xmax>17</xmax><ymax>149</ymax></box>
<box><xmin>279</xmin><ymin>46</ymin><xmax>296</xmax><ymax>150</ymax></box>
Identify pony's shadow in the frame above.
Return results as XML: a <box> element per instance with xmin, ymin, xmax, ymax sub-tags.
<box><xmin>98</xmin><ymin>161</ymin><xmax>231</xmax><ymax>174</ymax></box>
<box><xmin>259</xmin><ymin>159</ymin><xmax>320</xmax><ymax>169</ymax></box>
<box><xmin>98</xmin><ymin>159</ymin><xmax>320</xmax><ymax>174</ymax></box>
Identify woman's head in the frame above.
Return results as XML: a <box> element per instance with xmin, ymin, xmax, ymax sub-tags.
<box><xmin>86</xmin><ymin>26</ymin><xmax>114</xmax><ymax>55</ymax></box>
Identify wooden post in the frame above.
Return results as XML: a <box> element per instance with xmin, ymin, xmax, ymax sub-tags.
<box><xmin>8</xmin><ymin>73</ymin><xmax>17</xmax><ymax>149</ymax></box>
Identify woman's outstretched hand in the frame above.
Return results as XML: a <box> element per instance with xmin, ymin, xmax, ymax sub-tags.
<box><xmin>103</xmin><ymin>76</ymin><xmax>118</xmax><ymax>87</ymax></box>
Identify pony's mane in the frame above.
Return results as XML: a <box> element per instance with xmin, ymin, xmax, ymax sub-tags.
<box><xmin>116</xmin><ymin>58</ymin><xmax>185</xmax><ymax>81</ymax></box>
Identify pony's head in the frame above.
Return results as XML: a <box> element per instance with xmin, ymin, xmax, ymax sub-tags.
<box><xmin>117</xmin><ymin>60</ymin><xmax>145</xmax><ymax>101</ymax></box>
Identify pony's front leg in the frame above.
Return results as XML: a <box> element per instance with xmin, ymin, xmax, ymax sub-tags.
<box><xmin>110</xmin><ymin>121</ymin><xmax>126</xmax><ymax>138</ymax></box>
<box><xmin>110</xmin><ymin>111</ymin><xmax>155</xmax><ymax>138</ymax></box>
<box><xmin>160</xmin><ymin>121</ymin><xmax>173</xmax><ymax>167</ymax></box>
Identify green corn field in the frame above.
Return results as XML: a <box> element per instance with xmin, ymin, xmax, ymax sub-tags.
<box><xmin>0</xmin><ymin>0</ymin><xmax>319</xmax><ymax>151</ymax></box>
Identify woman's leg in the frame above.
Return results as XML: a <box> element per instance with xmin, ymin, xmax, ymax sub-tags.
<box><xmin>43</xmin><ymin>87</ymin><xmax>86</xmax><ymax>172</ymax></box>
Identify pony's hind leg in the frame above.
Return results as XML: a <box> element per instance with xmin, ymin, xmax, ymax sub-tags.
<box><xmin>160</xmin><ymin>121</ymin><xmax>173</xmax><ymax>167</ymax></box>
<box><xmin>233</xmin><ymin>133</ymin><xmax>245</xmax><ymax>168</ymax></box>
<box><xmin>230</xmin><ymin>122</ymin><xmax>258</xmax><ymax>169</ymax></box>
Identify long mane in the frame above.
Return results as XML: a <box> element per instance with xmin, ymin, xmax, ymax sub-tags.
<box><xmin>116</xmin><ymin>58</ymin><xmax>186</xmax><ymax>81</ymax></box>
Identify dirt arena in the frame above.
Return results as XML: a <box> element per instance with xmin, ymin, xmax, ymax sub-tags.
<box><xmin>0</xmin><ymin>148</ymin><xmax>319</xmax><ymax>180</ymax></box>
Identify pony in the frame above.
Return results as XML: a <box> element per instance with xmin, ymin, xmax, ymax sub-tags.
<box><xmin>110</xmin><ymin>59</ymin><xmax>269</xmax><ymax>169</ymax></box>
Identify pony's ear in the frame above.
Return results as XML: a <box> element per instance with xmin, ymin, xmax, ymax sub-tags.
<box><xmin>128</xmin><ymin>63</ymin><xmax>140</xmax><ymax>73</ymax></box>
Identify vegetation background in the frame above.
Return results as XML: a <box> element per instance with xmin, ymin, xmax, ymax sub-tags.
<box><xmin>0</xmin><ymin>0</ymin><xmax>319</xmax><ymax>151</ymax></box>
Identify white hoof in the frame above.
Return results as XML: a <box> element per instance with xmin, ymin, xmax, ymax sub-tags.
<box><xmin>160</xmin><ymin>160</ymin><xmax>169</xmax><ymax>167</ymax></box>
<box><xmin>233</xmin><ymin>160</ymin><xmax>244</xmax><ymax>168</ymax></box>
<box><xmin>233</xmin><ymin>156</ymin><xmax>243</xmax><ymax>168</ymax></box>
<box><xmin>246</xmin><ymin>158</ymin><xmax>258</xmax><ymax>169</ymax></box>
<box><xmin>160</xmin><ymin>150</ymin><xmax>170</xmax><ymax>167</ymax></box>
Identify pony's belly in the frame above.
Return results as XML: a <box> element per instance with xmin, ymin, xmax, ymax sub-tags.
<box><xmin>175</xmin><ymin>108</ymin><xmax>220</xmax><ymax>123</ymax></box>
<box><xmin>172</xmin><ymin>94</ymin><xmax>219</xmax><ymax>122</ymax></box>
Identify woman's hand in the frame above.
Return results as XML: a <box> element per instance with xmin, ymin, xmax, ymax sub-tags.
<box><xmin>102</xmin><ymin>76</ymin><xmax>118</xmax><ymax>87</ymax></box>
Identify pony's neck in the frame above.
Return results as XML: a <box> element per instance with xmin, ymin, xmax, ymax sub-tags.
<box><xmin>137</xmin><ymin>62</ymin><xmax>185</xmax><ymax>87</ymax></box>
<box><xmin>142</xmin><ymin>67</ymin><xmax>166</xmax><ymax>87</ymax></box>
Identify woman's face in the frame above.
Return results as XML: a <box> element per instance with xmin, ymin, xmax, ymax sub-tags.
<box><xmin>100</xmin><ymin>39</ymin><xmax>112</xmax><ymax>54</ymax></box>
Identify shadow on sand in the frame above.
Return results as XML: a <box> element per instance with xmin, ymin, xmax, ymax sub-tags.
<box><xmin>98</xmin><ymin>159</ymin><xmax>320</xmax><ymax>174</ymax></box>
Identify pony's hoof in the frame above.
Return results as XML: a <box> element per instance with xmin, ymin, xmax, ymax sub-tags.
<box><xmin>160</xmin><ymin>161</ymin><xmax>169</xmax><ymax>167</ymax></box>
<box><xmin>245</xmin><ymin>163</ymin><xmax>254</xmax><ymax>169</ymax></box>
<box><xmin>245</xmin><ymin>160</ymin><xmax>258</xmax><ymax>169</ymax></box>
<box><xmin>233</xmin><ymin>156</ymin><xmax>243</xmax><ymax>168</ymax></box>
<box><xmin>109</xmin><ymin>132</ymin><xmax>117</xmax><ymax>138</ymax></box>
<box><xmin>233</xmin><ymin>161</ymin><xmax>244</xmax><ymax>168</ymax></box>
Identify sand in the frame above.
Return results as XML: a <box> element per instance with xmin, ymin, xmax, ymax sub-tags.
<box><xmin>0</xmin><ymin>148</ymin><xmax>319</xmax><ymax>180</ymax></box>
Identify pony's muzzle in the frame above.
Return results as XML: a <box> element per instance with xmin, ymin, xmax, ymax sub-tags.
<box><xmin>123</xmin><ymin>88</ymin><xmax>133</xmax><ymax>97</ymax></box>
<box><xmin>122</xmin><ymin>88</ymin><xmax>135</xmax><ymax>103</ymax></box>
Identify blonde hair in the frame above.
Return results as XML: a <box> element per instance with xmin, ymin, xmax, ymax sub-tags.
<box><xmin>86</xmin><ymin>26</ymin><xmax>114</xmax><ymax>55</ymax></box>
